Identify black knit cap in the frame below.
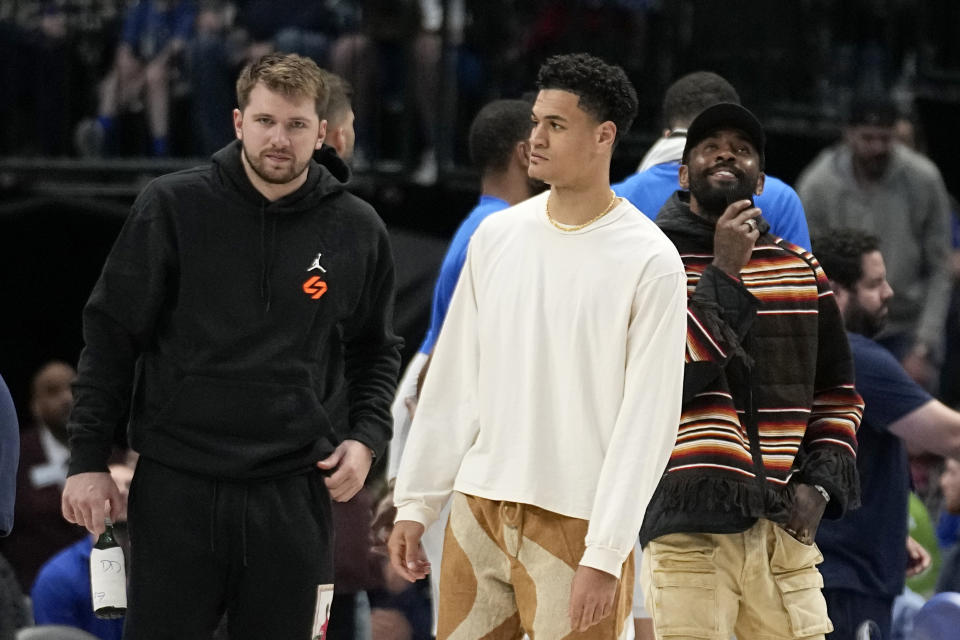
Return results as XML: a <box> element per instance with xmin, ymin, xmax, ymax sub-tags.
<box><xmin>682</xmin><ymin>102</ymin><xmax>766</xmax><ymax>169</ymax></box>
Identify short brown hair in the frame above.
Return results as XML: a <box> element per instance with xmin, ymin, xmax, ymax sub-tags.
<box><xmin>236</xmin><ymin>53</ymin><xmax>329</xmax><ymax>118</ymax></box>
<box><xmin>319</xmin><ymin>70</ymin><xmax>353</xmax><ymax>127</ymax></box>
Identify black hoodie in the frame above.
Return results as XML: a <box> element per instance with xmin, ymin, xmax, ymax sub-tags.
<box><xmin>67</xmin><ymin>141</ymin><xmax>403</xmax><ymax>479</ymax></box>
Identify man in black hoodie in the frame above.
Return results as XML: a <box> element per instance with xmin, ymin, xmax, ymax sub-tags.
<box><xmin>61</xmin><ymin>53</ymin><xmax>402</xmax><ymax>639</ymax></box>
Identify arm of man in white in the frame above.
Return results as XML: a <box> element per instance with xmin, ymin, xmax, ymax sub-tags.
<box><xmin>581</xmin><ymin>270</ymin><xmax>688</xmax><ymax>575</ymax></box>
<box><xmin>394</xmin><ymin>244</ymin><xmax>482</xmax><ymax>527</ymax></box>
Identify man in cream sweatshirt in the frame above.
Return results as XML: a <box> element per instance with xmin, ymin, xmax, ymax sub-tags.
<box><xmin>389</xmin><ymin>53</ymin><xmax>687</xmax><ymax>640</ymax></box>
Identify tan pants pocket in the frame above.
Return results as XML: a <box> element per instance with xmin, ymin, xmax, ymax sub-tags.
<box><xmin>649</xmin><ymin>569</ymin><xmax>719</xmax><ymax>638</ymax></box>
<box><xmin>774</xmin><ymin>570</ymin><xmax>832</xmax><ymax>636</ymax></box>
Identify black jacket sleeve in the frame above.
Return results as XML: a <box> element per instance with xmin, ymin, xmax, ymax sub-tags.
<box><xmin>682</xmin><ymin>264</ymin><xmax>760</xmax><ymax>402</ymax></box>
<box><xmin>67</xmin><ymin>188</ymin><xmax>177</xmax><ymax>475</ymax></box>
<box><xmin>341</xmin><ymin>222</ymin><xmax>403</xmax><ymax>460</ymax></box>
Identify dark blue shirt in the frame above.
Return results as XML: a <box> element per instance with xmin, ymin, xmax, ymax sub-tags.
<box><xmin>0</xmin><ymin>374</ymin><xmax>17</xmax><ymax>536</ymax></box>
<box><xmin>31</xmin><ymin>537</ymin><xmax>124</xmax><ymax>640</ymax></box>
<box><xmin>612</xmin><ymin>161</ymin><xmax>812</xmax><ymax>250</ymax></box>
<box><xmin>817</xmin><ymin>332</ymin><xmax>932</xmax><ymax>598</ymax></box>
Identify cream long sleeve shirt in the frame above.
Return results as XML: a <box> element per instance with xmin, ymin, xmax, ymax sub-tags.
<box><xmin>394</xmin><ymin>190</ymin><xmax>687</xmax><ymax>576</ymax></box>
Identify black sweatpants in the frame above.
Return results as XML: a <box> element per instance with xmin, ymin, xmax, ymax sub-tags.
<box><xmin>123</xmin><ymin>457</ymin><xmax>334</xmax><ymax>640</ymax></box>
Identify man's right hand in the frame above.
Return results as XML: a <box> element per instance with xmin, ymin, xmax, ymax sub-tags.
<box><xmin>712</xmin><ymin>199</ymin><xmax>762</xmax><ymax>277</ymax></box>
<box><xmin>61</xmin><ymin>471</ymin><xmax>124</xmax><ymax>536</ymax></box>
<box><xmin>387</xmin><ymin>520</ymin><xmax>431</xmax><ymax>582</ymax></box>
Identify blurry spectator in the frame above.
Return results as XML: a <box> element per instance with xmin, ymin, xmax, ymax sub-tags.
<box><xmin>937</xmin><ymin>459</ymin><xmax>960</xmax><ymax>593</ymax></box>
<box><xmin>311</xmin><ymin>69</ymin><xmax>356</xmax><ymax>176</ymax></box>
<box><xmin>188</xmin><ymin>1</ymin><xmax>356</xmax><ymax>157</ymax></box>
<box><xmin>0</xmin><ymin>361</ymin><xmax>85</xmax><ymax>592</ymax></box>
<box><xmin>797</xmin><ymin>96</ymin><xmax>953</xmax><ymax>389</ymax></box>
<box><xmin>0</xmin><ymin>374</ymin><xmax>18</xmax><ymax>538</ymax></box>
<box><xmin>911</xmin><ymin>591</ymin><xmax>960</xmax><ymax>640</ymax></box>
<box><xmin>811</xmin><ymin>229</ymin><xmax>960</xmax><ymax>639</ymax></box>
<box><xmin>234</xmin><ymin>0</ymin><xmax>350</xmax><ymax>65</ymax></box>
<box><xmin>0</xmin><ymin>373</ymin><xmax>24</xmax><ymax>640</ymax></box>
<box><xmin>30</xmin><ymin>461</ymin><xmax>135</xmax><ymax>640</ymax></box>
<box><xmin>328</xmin><ymin>488</ymin><xmax>377</xmax><ymax>640</ymax></box>
<box><xmin>0</xmin><ymin>552</ymin><xmax>28</xmax><ymax>640</ymax></box>
<box><xmin>367</xmin><ymin>577</ymin><xmax>431</xmax><ymax>640</ymax></box>
<box><xmin>330</xmin><ymin>0</ymin><xmax>441</xmax><ymax>178</ymax></box>
<box><xmin>317</xmin><ymin>70</ymin><xmax>355</xmax><ymax>163</ymax></box>
<box><xmin>78</xmin><ymin>0</ymin><xmax>196</xmax><ymax>157</ymax></box>
<box><xmin>612</xmin><ymin>71</ymin><xmax>811</xmax><ymax>249</ymax></box>
<box><xmin>0</xmin><ymin>1</ymin><xmax>124</xmax><ymax>156</ymax></box>
<box><xmin>186</xmin><ymin>0</ymin><xmax>242</xmax><ymax>156</ymax></box>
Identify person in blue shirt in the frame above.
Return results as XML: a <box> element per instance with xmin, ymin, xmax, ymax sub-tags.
<box><xmin>613</xmin><ymin>71</ymin><xmax>810</xmax><ymax>249</ymax></box>
<box><xmin>83</xmin><ymin>0</ymin><xmax>196</xmax><ymax>156</ymax></box>
<box><xmin>383</xmin><ymin>97</ymin><xmax>544</xmax><ymax>633</ymax></box>
<box><xmin>31</xmin><ymin>462</ymin><xmax>134</xmax><ymax>640</ymax></box>
<box><xmin>813</xmin><ymin>229</ymin><xmax>960</xmax><ymax>640</ymax></box>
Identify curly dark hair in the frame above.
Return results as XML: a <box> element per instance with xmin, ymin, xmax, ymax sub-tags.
<box><xmin>811</xmin><ymin>229</ymin><xmax>881</xmax><ymax>289</ymax></box>
<box><xmin>536</xmin><ymin>53</ymin><xmax>638</xmax><ymax>144</ymax></box>
<box><xmin>662</xmin><ymin>71</ymin><xmax>740</xmax><ymax>130</ymax></box>
<box><xmin>469</xmin><ymin>99</ymin><xmax>534</xmax><ymax>173</ymax></box>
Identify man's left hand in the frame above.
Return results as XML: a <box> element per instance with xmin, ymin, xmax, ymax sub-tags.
<box><xmin>906</xmin><ymin>535</ymin><xmax>932</xmax><ymax>577</ymax></box>
<box><xmin>317</xmin><ymin>440</ymin><xmax>373</xmax><ymax>502</ymax></box>
<box><xmin>569</xmin><ymin>565</ymin><xmax>618</xmax><ymax>632</ymax></box>
<box><xmin>780</xmin><ymin>483</ymin><xmax>828</xmax><ymax>545</ymax></box>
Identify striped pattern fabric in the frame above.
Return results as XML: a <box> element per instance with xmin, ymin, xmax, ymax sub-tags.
<box><xmin>675</xmin><ymin>242</ymin><xmax>862</xmax><ymax>488</ymax></box>
<box><xmin>667</xmin><ymin>239</ymin><xmax>863</xmax><ymax>485</ymax></box>
<box><xmin>639</xmin><ymin>194</ymin><xmax>862</xmax><ymax>545</ymax></box>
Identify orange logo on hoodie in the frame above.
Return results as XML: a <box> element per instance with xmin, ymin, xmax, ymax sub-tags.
<box><xmin>303</xmin><ymin>276</ymin><xmax>328</xmax><ymax>299</ymax></box>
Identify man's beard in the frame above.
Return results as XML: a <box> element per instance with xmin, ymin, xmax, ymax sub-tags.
<box><xmin>857</xmin><ymin>153</ymin><xmax>891</xmax><ymax>181</ymax></box>
<box><xmin>688</xmin><ymin>164</ymin><xmax>757</xmax><ymax>219</ymax></box>
<box><xmin>845</xmin><ymin>296</ymin><xmax>887</xmax><ymax>337</ymax></box>
<box><xmin>242</xmin><ymin>143</ymin><xmax>309</xmax><ymax>185</ymax></box>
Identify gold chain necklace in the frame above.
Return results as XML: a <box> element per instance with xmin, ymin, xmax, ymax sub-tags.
<box><xmin>545</xmin><ymin>189</ymin><xmax>619</xmax><ymax>232</ymax></box>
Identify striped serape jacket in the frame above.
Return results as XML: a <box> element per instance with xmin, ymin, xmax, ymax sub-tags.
<box><xmin>639</xmin><ymin>192</ymin><xmax>863</xmax><ymax>545</ymax></box>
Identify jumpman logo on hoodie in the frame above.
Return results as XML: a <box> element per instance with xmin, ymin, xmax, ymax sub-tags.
<box><xmin>308</xmin><ymin>253</ymin><xmax>327</xmax><ymax>273</ymax></box>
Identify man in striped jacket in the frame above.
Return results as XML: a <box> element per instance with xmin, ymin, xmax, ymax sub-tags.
<box><xmin>638</xmin><ymin>103</ymin><xmax>863</xmax><ymax>640</ymax></box>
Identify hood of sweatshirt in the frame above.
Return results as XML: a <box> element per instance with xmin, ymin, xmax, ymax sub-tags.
<box><xmin>657</xmin><ymin>190</ymin><xmax>772</xmax><ymax>246</ymax></box>
<box><xmin>210</xmin><ymin>140</ymin><xmax>351</xmax><ymax>311</ymax></box>
<box><xmin>655</xmin><ymin>190</ymin><xmax>716</xmax><ymax>243</ymax></box>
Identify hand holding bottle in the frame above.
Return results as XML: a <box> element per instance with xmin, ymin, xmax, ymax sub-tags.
<box><xmin>62</xmin><ymin>471</ymin><xmax>125</xmax><ymax>536</ymax></box>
